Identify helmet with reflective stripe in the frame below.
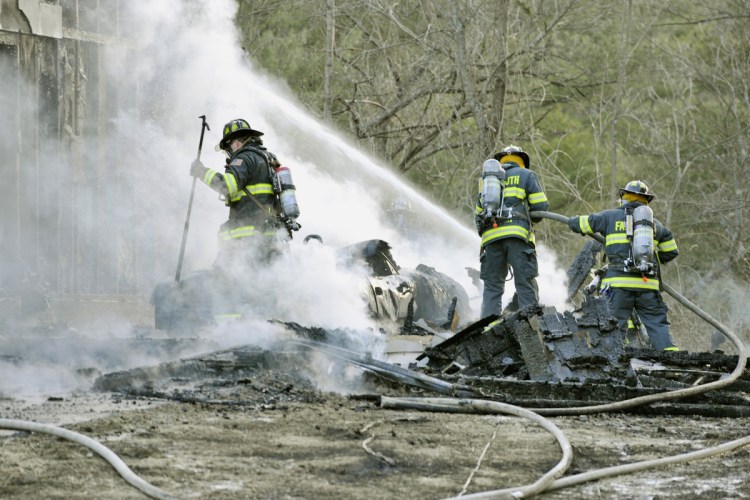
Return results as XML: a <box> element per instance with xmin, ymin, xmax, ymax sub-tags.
<box><xmin>219</xmin><ymin>118</ymin><xmax>264</xmax><ymax>150</ymax></box>
<box><xmin>619</xmin><ymin>180</ymin><xmax>654</xmax><ymax>202</ymax></box>
<box><xmin>493</xmin><ymin>144</ymin><xmax>530</xmax><ymax>169</ymax></box>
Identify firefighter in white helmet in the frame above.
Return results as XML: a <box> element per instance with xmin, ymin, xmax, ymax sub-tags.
<box><xmin>568</xmin><ymin>180</ymin><xmax>680</xmax><ymax>351</ymax></box>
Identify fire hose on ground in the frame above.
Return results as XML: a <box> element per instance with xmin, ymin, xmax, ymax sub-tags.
<box><xmin>291</xmin><ymin>331</ymin><xmax>749</xmax><ymax>498</ymax></box>
<box><xmin>1</xmin><ymin>210</ymin><xmax>746</xmax><ymax>499</ymax></box>
<box><xmin>0</xmin><ymin>418</ymin><xmax>180</xmax><ymax>500</ymax></box>
<box><xmin>530</xmin><ymin>209</ymin><xmax>748</xmax><ymax>414</ymax></box>
<box><xmin>373</xmin><ymin>210</ymin><xmax>750</xmax><ymax>497</ymax></box>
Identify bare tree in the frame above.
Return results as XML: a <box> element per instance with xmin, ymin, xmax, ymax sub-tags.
<box><xmin>323</xmin><ymin>0</ymin><xmax>335</xmax><ymax>121</ymax></box>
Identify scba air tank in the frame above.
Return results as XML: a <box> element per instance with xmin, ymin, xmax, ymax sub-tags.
<box><xmin>480</xmin><ymin>159</ymin><xmax>506</xmax><ymax>215</ymax></box>
<box><xmin>631</xmin><ymin>204</ymin><xmax>655</xmax><ymax>272</ymax></box>
<box><xmin>275</xmin><ymin>166</ymin><xmax>300</xmax><ymax>220</ymax></box>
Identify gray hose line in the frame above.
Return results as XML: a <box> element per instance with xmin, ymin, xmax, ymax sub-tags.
<box><xmin>543</xmin><ymin>434</ymin><xmax>750</xmax><ymax>493</ymax></box>
<box><xmin>0</xmin><ymin>418</ymin><xmax>180</xmax><ymax>500</ymax></box>
<box><xmin>531</xmin><ymin>210</ymin><xmax>748</xmax><ymax>416</ymax></box>
<box><xmin>298</xmin><ymin>341</ymin><xmax>574</xmax><ymax>497</ymax></box>
<box><xmin>381</xmin><ymin>397</ymin><xmax>750</xmax><ymax>498</ymax></box>
<box><xmin>381</xmin><ymin>396</ymin><xmax>573</xmax><ymax>500</ymax></box>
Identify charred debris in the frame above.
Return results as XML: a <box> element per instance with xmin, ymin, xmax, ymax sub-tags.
<box><xmin>98</xmin><ymin>238</ymin><xmax>750</xmax><ymax>419</ymax></box>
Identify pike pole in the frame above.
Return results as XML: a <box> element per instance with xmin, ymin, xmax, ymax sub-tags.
<box><xmin>174</xmin><ymin>115</ymin><xmax>210</xmax><ymax>282</ymax></box>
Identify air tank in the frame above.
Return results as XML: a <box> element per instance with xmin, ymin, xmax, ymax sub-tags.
<box><xmin>275</xmin><ymin>166</ymin><xmax>300</xmax><ymax>220</ymax></box>
<box><xmin>480</xmin><ymin>159</ymin><xmax>506</xmax><ymax>216</ymax></box>
<box><xmin>631</xmin><ymin>204</ymin><xmax>655</xmax><ymax>272</ymax></box>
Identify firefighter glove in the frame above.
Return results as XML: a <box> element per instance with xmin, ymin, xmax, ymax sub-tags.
<box><xmin>190</xmin><ymin>159</ymin><xmax>206</xmax><ymax>178</ymax></box>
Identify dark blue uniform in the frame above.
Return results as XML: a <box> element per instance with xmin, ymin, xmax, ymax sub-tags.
<box><xmin>476</xmin><ymin>163</ymin><xmax>549</xmax><ymax>318</ymax></box>
<box><xmin>198</xmin><ymin>141</ymin><xmax>287</xmax><ymax>267</ymax></box>
<box><xmin>569</xmin><ymin>201</ymin><xmax>679</xmax><ymax>350</ymax></box>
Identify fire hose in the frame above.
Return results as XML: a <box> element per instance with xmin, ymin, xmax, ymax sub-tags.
<box><xmin>528</xmin><ymin>209</ymin><xmax>748</xmax><ymax>416</ymax></box>
<box><xmin>293</xmin><ymin>335</ymin><xmax>750</xmax><ymax>499</ymax></box>
<box><xmin>1</xmin><ymin>210</ymin><xmax>745</xmax><ymax>499</ymax></box>
<box><xmin>376</xmin><ymin>210</ymin><xmax>750</xmax><ymax>498</ymax></box>
<box><xmin>0</xmin><ymin>418</ymin><xmax>179</xmax><ymax>500</ymax></box>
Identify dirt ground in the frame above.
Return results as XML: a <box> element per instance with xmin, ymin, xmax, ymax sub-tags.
<box><xmin>2</xmin><ymin>343</ymin><xmax>750</xmax><ymax>500</ymax></box>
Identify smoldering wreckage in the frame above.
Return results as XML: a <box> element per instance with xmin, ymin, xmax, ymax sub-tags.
<box><xmin>2</xmin><ymin>207</ymin><xmax>750</xmax><ymax>499</ymax></box>
<box><xmin>1</xmin><ymin>2</ymin><xmax>746</xmax><ymax>496</ymax></box>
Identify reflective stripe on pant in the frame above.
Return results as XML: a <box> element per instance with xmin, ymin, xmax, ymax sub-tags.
<box><xmin>479</xmin><ymin>238</ymin><xmax>539</xmax><ymax>319</ymax></box>
<box><xmin>608</xmin><ymin>288</ymin><xmax>676</xmax><ymax>350</ymax></box>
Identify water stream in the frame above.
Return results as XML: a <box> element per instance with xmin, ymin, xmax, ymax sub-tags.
<box><xmin>0</xmin><ymin>0</ymin><xmax>572</xmax><ymax>398</ymax></box>
<box><xmin>114</xmin><ymin>0</ymin><xmax>569</xmax><ymax>318</ymax></box>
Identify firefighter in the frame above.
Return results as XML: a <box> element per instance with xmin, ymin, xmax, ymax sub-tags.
<box><xmin>567</xmin><ymin>180</ymin><xmax>679</xmax><ymax>351</ymax></box>
<box><xmin>190</xmin><ymin>118</ymin><xmax>299</xmax><ymax>269</ymax></box>
<box><xmin>388</xmin><ymin>196</ymin><xmax>413</xmax><ymax>237</ymax></box>
<box><xmin>476</xmin><ymin>145</ymin><xmax>549</xmax><ymax>319</ymax></box>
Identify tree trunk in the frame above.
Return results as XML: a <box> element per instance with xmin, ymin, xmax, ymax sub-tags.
<box><xmin>610</xmin><ymin>0</ymin><xmax>632</xmax><ymax>201</ymax></box>
<box><xmin>489</xmin><ymin>0</ymin><xmax>509</xmax><ymax>148</ymax></box>
<box><xmin>323</xmin><ymin>0</ymin><xmax>335</xmax><ymax>122</ymax></box>
<box><xmin>449</xmin><ymin>2</ymin><xmax>490</xmax><ymax>154</ymax></box>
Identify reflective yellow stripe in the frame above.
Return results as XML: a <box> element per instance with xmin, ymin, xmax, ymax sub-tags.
<box><xmin>245</xmin><ymin>183</ymin><xmax>274</xmax><ymax>195</ymax></box>
<box><xmin>606</xmin><ymin>233</ymin><xmax>629</xmax><ymax>246</ymax></box>
<box><xmin>578</xmin><ymin>216</ymin><xmax>592</xmax><ymax>235</ymax></box>
<box><xmin>663</xmin><ymin>346</ymin><xmax>680</xmax><ymax>352</ymax></box>
<box><xmin>504</xmin><ymin>187</ymin><xmax>526</xmax><ymax>199</ymax></box>
<box><xmin>528</xmin><ymin>192</ymin><xmax>548</xmax><ymax>204</ymax></box>
<box><xmin>225</xmin><ymin>173</ymin><xmax>240</xmax><ymax>200</ymax></box>
<box><xmin>215</xmin><ymin>313</ymin><xmax>243</xmax><ymax>320</ymax></box>
<box><xmin>226</xmin><ymin>184</ymin><xmax>275</xmax><ymax>205</ymax></box>
<box><xmin>475</xmin><ymin>204</ymin><xmax>483</xmax><ymax>214</ymax></box>
<box><xmin>481</xmin><ymin>224</ymin><xmax>533</xmax><ymax>246</ymax></box>
<box><xmin>602</xmin><ymin>276</ymin><xmax>660</xmax><ymax>290</ymax></box>
<box><xmin>658</xmin><ymin>239</ymin><xmax>678</xmax><ymax>252</ymax></box>
<box><xmin>219</xmin><ymin>226</ymin><xmax>257</xmax><ymax>240</ymax></box>
<box><xmin>203</xmin><ymin>169</ymin><xmax>219</xmax><ymax>186</ymax></box>
<box><xmin>482</xmin><ymin>318</ymin><xmax>503</xmax><ymax>333</ymax></box>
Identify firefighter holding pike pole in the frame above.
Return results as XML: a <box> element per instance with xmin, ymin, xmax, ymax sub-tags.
<box><xmin>189</xmin><ymin>118</ymin><xmax>301</xmax><ymax>271</ymax></box>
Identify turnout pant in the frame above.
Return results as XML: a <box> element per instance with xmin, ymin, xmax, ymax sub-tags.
<box><xmin>480</xmin><ymin>238</ymin><xmax>539</xmax><ymax>319</ymax></box>
<box><xmin>608</xmin><ymin>288</ymin><xmax>676</xmax><ymax>350</ymax></box>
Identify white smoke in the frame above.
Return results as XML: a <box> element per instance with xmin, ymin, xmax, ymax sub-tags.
<box><xmin>108</xmin><ymin>0</ymin><xmax>571</xmax><ymax>311</ymax></box>
<box><xmin>0</xmin><ymin>0</ymin><xmax>572</xmax><ymax>397</ymax></box>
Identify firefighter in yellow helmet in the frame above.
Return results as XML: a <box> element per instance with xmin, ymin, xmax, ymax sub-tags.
<box><xmin>568</xmin><ymin>180</ymin><xmax>680</xmax><ymax>351</ymax></box>
<box><xmin>190</xmin><ymin>118</ymin><xmax>300</xmax><ymax>268</ymax></box>
<box><xmin>475</xmin><ymin>145</ymin><xmax>549</xmax><ymax>319</ymax></box>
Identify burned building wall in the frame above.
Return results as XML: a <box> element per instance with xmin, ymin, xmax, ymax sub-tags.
<box><xmin>0</xmin><ymin>0</ymin><xmax>166</xmax><ymax>305</ymax></box>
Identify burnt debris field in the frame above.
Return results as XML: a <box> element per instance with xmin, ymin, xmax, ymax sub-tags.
<box><xmin>2</xmin><ymin>236</ymin><xmax>750</xmax><ymax>499</ymax></box>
